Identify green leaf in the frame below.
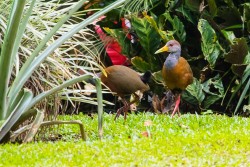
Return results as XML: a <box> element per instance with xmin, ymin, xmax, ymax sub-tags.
<box><xmin>202</xmin><ymin>75</ymin><xmax>224</xmax><ymax>108</ymax></box>
<box><xmin>221</xmin><ymin>30</ymin><xmax>236</xmax><ymax>44</ymax></box>
<box><xmin>224</xmin><ymin>38</ymin><xmax>249</xmax><ymax>77</ymax></box>
<box><xmin>160</xmin><ymin>13</ymin><xmax>186</xmax><ymax>42</ymax></box>
<box><xmin>184</xmin><ymin>0</ymin><xmax>200</xmax><ymax>12</ymax></box>
<box><xmin>202</xmin><ymin>75</ymin><xmax>224</xmax><ymax>96</ymax></box>
<box><xmin>131</xmin><ymin>15</ymin><xmax>161</xmax><ymax>71</ymax></box>
<box><xmin>131</xmin><ymin>16</ymin><xmax>161</xmax><ymax>56</ymax></box>
<box><xmin>176</xmin><ymin>5</ymin><xmax>196</xmax><ymax>24</ymax></box>
<box><xmin>217</xmin><ymin>7</ymin><xmax>242</xmax><ymax>28</ymax></box>
<box><xmin>131</xmin><ymin>56</ymin><xmax>151</xmax><ymax>72</ymax></box>
<box><xmin>25</xmin><ymin>74</ymin><xmax>93</xmax><ymax>112</ymax></box>
<box><xmin>203</xmin><ymin>95</ymin><xmax>222</xmax><ymax>109</ymax></box>
<box><xmin>182</xmin><ymin>78</ymin><xmax>205</xmax><ymax>105</ymax></box>
<box><xmin>0</xmin><ymin>89</ymin><xmax>33</xmax><ymax>142</ymax></box>
<box><xmin>0</xmin><ymin>0</ymin><xmax>26</xmax><ymax>119</ymax></box>
<box><xmin>152</xmin><ymin>70</ymin><xmax>163</xmax><ymax>83</ymax></box>
<box><xmin>143</xmin><ymin>12</ymin><xmax>172</xmax><ymax>43</ymax></box>
<box><xmin>225</xmin><ymin>38</ymin><xmax>248</xmax><ymax>64</ymax></box>
<box><xmin>198</xmin><ymin>19</ymin><xmax>222</xmax><ymax>68</ymax></box>
<box><xmin>207</xmin><ymin>0</ymin><xmax>217</xmax><ymax>17</ymax></box>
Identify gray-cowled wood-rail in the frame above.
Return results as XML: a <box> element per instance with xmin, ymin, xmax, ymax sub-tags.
<box><xmin>99</xmin><ymin>65</ymin><xmax>151</xmax><ymax>120</ymax></box>
<box><xmin>155</xmin><ymin>40</ymin><xmax>193</xmax><ymax>117</ymax></box>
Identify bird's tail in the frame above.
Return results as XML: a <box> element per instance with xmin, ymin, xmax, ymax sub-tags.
<box><xmin>140</xmin><ymin>71</ymin><xmax>151</xmax><ymax>84</ymax></box>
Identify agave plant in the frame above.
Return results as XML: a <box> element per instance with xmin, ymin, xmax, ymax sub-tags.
<box><xmin>0</xmin><ymin>0</ymin><xmax>126</xmax><ymax>143</ymax></box>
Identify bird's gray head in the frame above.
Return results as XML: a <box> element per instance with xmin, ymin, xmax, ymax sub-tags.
<box><xmin>155</xmin><ymin>40</ymin><xmax>181</xmax><ymax>54</ymax></box>
<box><xmin>165</xmin><ymin>40</ymin><xmax>181</xmax><ymax>53</ymax></box>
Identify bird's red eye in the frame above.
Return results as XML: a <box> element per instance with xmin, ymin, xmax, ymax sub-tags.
<box><xmin>169</xmin><ymin>44</ymin><xmax>173</xmax><ymax>47</ymax></box>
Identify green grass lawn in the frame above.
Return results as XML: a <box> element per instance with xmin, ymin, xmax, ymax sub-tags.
<box><xmin>1</xmin><ymin>113</ymin><xmax>250</xmax><ymax>166</ymax></box>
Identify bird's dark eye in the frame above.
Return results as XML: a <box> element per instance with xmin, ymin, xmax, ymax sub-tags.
<box><xmin>169</xmin><ymin>44</ymin><xmax>173</xmax><ymax>47</ymax></box>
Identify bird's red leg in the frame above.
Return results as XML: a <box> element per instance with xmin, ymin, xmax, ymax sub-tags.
<box><xmin>114</xmin><ymin>98</ymin><xmax>128</xmax><ymax>120</ymax></box>
<box><xmin>171</xmin><ymin>94</ymin><xmax>181</xmax><ymax>118</ymax></box>
<box><xmin>122</xmin><ymin>98</ymin><xmax>129</xmax><ymax>120</ymax></box>
<box><xmin>114</xmin><ymin>94</ymin><xmax>139</xmax><ymax>121</ymax></box>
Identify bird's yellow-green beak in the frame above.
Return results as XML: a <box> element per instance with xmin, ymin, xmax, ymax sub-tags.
<box><xmin>154</xmin><ymin>45</ymin><xmax>169</xmax><ymax>54</ymax></box>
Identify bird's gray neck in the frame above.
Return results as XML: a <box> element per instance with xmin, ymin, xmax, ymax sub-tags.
<box><xmin>164</xmin><ymin>51</ymin><xmax>181</xmax><ymax>69</ymax></box>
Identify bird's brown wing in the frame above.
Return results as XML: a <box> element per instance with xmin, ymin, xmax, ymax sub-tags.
<box><xmin>162</xmin><ymin>57</ymin><xmax>193</xmax><ymax>90</ymax></box>
<box><xmin>100</xmin><ymin>65</ymin><xmax>149</xmax><ymax>96</ymax></box>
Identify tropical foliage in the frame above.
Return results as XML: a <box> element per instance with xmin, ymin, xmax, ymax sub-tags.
<box><xmin>95</xmin><ymin>0</ymin><xmax>250</xmax><ymax>116</ymax></box>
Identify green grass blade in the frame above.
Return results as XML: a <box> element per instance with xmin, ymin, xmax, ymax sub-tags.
<box><xmin>0</xmin><ymin>0</ymin><xmax>26</xmax><ymax>119</ymax></box>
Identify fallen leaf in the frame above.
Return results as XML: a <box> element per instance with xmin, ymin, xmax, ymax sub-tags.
<box><xmin>144</xmin><ymin>120</ymin><xmax>153</xmax><ymax>126</ymax></box>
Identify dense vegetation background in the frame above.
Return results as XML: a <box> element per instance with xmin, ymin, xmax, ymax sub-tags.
<box><xmin>92</xmin><ymin>0</ymin><xmax>250</xmax><ymax>116</ymax></box>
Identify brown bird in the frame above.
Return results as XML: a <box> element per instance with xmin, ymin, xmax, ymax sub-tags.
<box><xmin>155</xmin><ymin>40</ymin><xmax>193</xmax><ymax>117</ymax></box>
<box><xmin>100</xmin><ymin>65</ymin><xmax>151</xmax><ymax>120</ymax></box>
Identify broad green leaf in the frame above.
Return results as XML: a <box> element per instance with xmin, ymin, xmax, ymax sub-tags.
<box><xmin>202</xmin><ymin>75</ymin><xmax>224</xmax><ymax>108</ymax></box>
<box><xmin>218</xmin><ymin>7</ymin><xmax>242</xmax><ymax>27</ymax></box>
<box><xmin>184</xmin><ymin>0</ymin><xmax>200</xmax><ymax>12</ymax></box>
<box><xmin>207</xmin><ymin>0</ymin><xmax>217</xmax><ymax>17</ymax></box>
<box><xmin>225</xmin><ymin>38</ymin><xmax>248</xmax><ymax>64</ymax></box>
<box><xmin>131</xmin><ymin>56</ymin><xmax>151</xmax><ymax>72</ymax></box>
<box><xmin>224</xmin><ymin>38</ymin><xmax>249</xmax><ymax>77</ymax></box>
<box><xmin>160</xmin><ymin>13</ymin><xmax>186</xmax><ymax>42</ymax></box>
<box><xmin>202</xmin><ymin>75</ymin><xmax>224</xmax><ymax>96</ymax></box>
<box><xmin>182</xmin><ymin>78</ymin><xmax>205</xmax><ymax>105</ymax></box>
<box><xmin>131</xmin><ymin>16</ymin><xmax>161</xmax><ymax>56</ymax></box>
<box><xmin>131</xmin><ymin>15</ymin><xmax>161</xmax><ymax>71</ymax></box>
<box><xmin>143</xmin><ymin>12</ymin><xmax>171</xmax><ymax>43</ymax></box>
<box><xmin>176</xmin><ymin>5</ymin><xmax>196</xmax><ymax>24</ymax></box>
<box><xmin>198</xmin><ymin>19</ymin><xmax>222</xmax><ymax>68</ymax></box>
<box><xmin>152</xmin><ymin>70</ymin><xmax>163</xmax><ymax>83</ymax></box>
<box><xmin>203</xmin><ymin>95</ymin><xmax>222</xmax><ymax>109</ymax></box>
<box><xmin>221</xmin><ymin>30</ymin><xmax>236</xmax><ymax>44</ymax></box>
